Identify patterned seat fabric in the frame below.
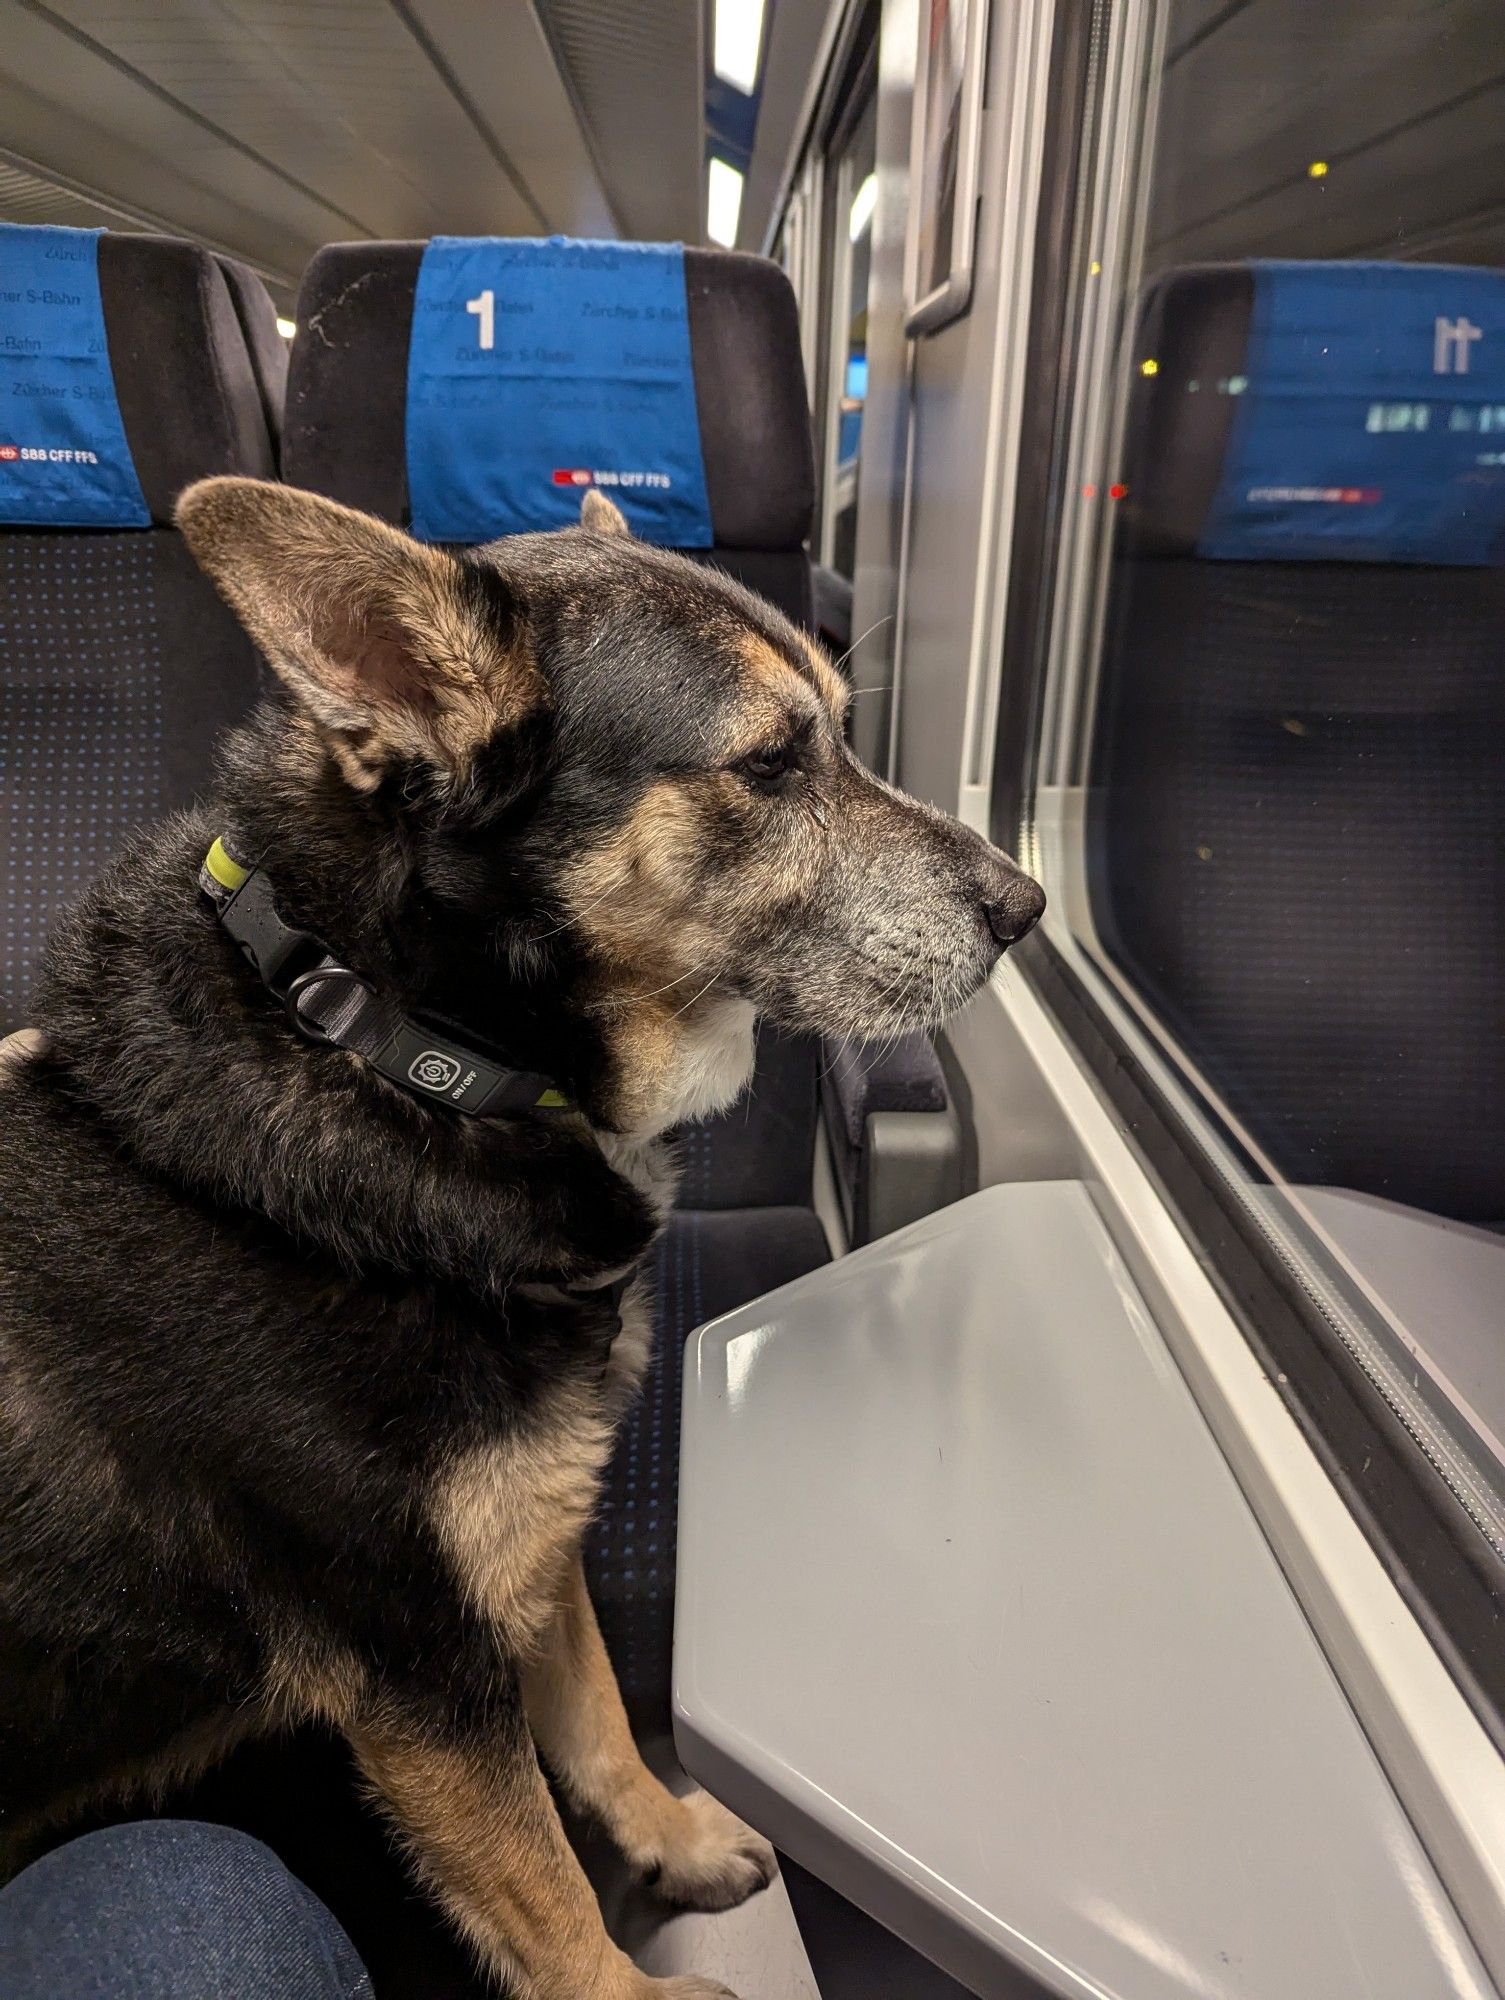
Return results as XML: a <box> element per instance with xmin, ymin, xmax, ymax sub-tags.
<box><xmin>0</xmin><ymin>233</ymin><xmax>283</xmax><ymax>1033</ymax></box>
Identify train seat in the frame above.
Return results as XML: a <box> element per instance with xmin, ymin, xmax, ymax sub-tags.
<box><xmin>281</xmin><ymin>236</ymin><xmax>834</xmax><ymax>1738</ymax></box>
<box><xmin>283</xmin><ymin>239</ymin><xmax>823</xmax><ymax>1225</ymax></box>
<box><xmin>0</xmin><ymin>225</ymin><xmax>283</xmax><ymax>1033</ymax></box>
<box><xmin>820</xmin><ymin>1031</ymin><xmax>961</xmax><ymax>1244</ymax></box>
<box><xmin>284</xmin><ymin>240</ymin><xmax>814</xmax><ymax>624</ymax></box>
<box><xmin>211</xmin><ymin>254</ymin><xmax>289</xmax><ymax>459</ymax></box>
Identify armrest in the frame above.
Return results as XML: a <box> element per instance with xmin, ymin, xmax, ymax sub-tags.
<box><xmin>819</xmin><ymin>1033</ymin><xmax>962</xmax><ymax>1244</ymax></box>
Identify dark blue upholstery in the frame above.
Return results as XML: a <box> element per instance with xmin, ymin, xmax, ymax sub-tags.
<box><xmin>2</xmin><ymin>536</ymin><xmax>163</xmax><ymax>1024</ymax></box>
<box><xmin>823</xmin><ymin>1031</ymin><xmax>949</xmax><ymax>1147</ymax></box>
<box><xmin>816</xmin><ymin>1031</ymin><xmax>951</xmax><ymax>1245</ymax></box>
<box><xmin>212</xmin><ymin>254</ymin><xmax>289</xmax><ymax>463</ymax></box>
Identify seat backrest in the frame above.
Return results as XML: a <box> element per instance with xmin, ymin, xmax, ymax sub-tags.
<box><xmin>283</xmin><ymin>239</ymin><xmax>815</xmax><ymax>625</ymax></box>
<box><xmin>0</xmin><ymin>226</ymin><xmax>282</xmax><ymax>1032</ymax></box>
<box><xmin>1089</xmin><ymin>260</ymin><xmax>1505</xmax><ymax>1220</ymax></box>
<box><xmin>212</xmin><ymin>254</ymin><xmax>289</xmax><ymax>458</ymax></box>
<box><xmin>282</xmin><ymin>237</ymin><xmax>821</xmax><ymax>1207</ymax></box>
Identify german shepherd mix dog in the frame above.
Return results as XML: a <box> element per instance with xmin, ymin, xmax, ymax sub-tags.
<box><xmin>0</xmin><ymin>478</ymin><xmax>1044</xmax><ymax>1998</ymax></box>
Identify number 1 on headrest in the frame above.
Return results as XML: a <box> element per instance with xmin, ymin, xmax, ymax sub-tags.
<box><xmin>466</xmin><ymin>290</ymin><xmax>494</xmax><ymax>352</ymax></box>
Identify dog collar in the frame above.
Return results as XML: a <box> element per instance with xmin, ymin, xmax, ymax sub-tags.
<box><xmin>199</xmin><ymin>835</ymin><xmax>570</xmax><ymax>1119</ymax></box>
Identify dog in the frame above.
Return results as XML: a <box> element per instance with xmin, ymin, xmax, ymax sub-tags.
<box><xmin>0</xmin><ymin>476</ymin><xmax>1044</xmax><ymax>1998</ymax></box>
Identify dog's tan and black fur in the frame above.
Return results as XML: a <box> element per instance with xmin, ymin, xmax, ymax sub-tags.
<box><xmin>0</xmin><ymin>479</ymin><xmax>1043</xmax><ymax>1998</ymax></box>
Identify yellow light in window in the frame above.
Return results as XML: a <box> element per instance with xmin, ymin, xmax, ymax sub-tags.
<box><xmin>1139</xmin><ymin>358</ymin><xmax>1159</xmax><ymax>377</ymax></box>
<box><xmin>275</xmin><ymin>316</ymin><xmax>296</xmax><ymax>339</ymax></box>
<box><xmin>1308</xmin><ymin>160</ymin><xmax>1329</xmax><ymax>178</ymax></box>
<box><xmin>1089</xmin><ymin>260</ymin><xmax>1102</xmax><ymax>276</ymax></box>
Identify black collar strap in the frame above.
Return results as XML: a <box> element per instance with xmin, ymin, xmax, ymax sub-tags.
<box><xmin>199</xmin><ymin>836</ymin><xmax>569</xmax><ymax>1119</ymax></box>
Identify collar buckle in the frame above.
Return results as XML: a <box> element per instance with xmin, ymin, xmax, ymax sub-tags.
<box><xmin>217</xmin><ymin>866</ymin><xmax>319</xmax><ymax>993</ymax></box>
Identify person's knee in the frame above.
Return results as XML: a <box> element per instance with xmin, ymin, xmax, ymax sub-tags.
<box><xmin>0</xmin><ymin>1819</ymin><xmax>372</xmax><ymax>1998</ymax></box>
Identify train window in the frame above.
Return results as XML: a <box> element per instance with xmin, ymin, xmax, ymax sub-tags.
<box><xmin>818</xmin><ymin>66</ymin><xmax>878</xmax><ymax>580</ymax></box>
<box><xmin>777</xmin><ymin>164</ymin><xmax>824</xmax><ymax>400</ymax></box>
<box><xmin>997</xmin><ymin>0</ymin><xmax>1505</xmax><ymax>1711</ymax></box>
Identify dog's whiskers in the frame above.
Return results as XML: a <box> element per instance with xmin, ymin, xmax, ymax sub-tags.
<box><xmin>828</xmin><ymin>614</ymin><xmax>894</xmax><ymax>679</ymax></box>
<box><xmin>530</xmin><ymin>871</ymin><xmax>625</xmax><ymax>943</ymax></box>
<box><xmin>666</xmin><ymin>966</ymin><xmax>727</xmax><ymax>1022</ymax></box>
<box><xmin>631</xmin><ymin>960</ymin><xmax>723</xmax><ymax>1006</ymax></box>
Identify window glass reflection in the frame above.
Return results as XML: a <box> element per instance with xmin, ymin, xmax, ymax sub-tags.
<box><xmin>1051</xmin><ymin>0</ymin><xmax>1505</xmax><ymax>1514</ymax></box>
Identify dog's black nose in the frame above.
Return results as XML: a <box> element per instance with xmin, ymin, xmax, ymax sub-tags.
<box><xmin>984</xmin><ymin>876</ymin><xmax>1046</xmax><ymax>947</ymax></box>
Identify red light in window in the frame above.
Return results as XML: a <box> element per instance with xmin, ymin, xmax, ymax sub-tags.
<box><xmin>1109</xmin><ymin>482</ymin><xmax>1129</xmax><ymax>500</ymax></box>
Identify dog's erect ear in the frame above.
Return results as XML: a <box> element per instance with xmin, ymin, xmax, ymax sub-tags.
<box><xmin>579</xmin><ymin>488</ymin><xmax>630</xmax><ymax>537</ymax></box>
<box><xmin>176</xmin><ymin>477</ymin><xmax>546</xmax><ymax>776</ymax></box>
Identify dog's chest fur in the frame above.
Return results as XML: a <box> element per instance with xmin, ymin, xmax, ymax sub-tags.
<box><xmin>599</xmin><ymin>991</ymin><xmax>757</xmax><ymax>1188</ymax></box>
<box><xmin>430</xmin><ymin>995</ymin><xmax>756</xmax><ymax>1647</ymax></box>
<box><xmin>592</xmin><ymin>991</ymin><xmax>756</xmax><ymax>1399</ymax></box>
<box><xmin>647</xmin><ymin>992</ymin><xmax>759</xmax><ymax>1136</ymax></box>
<box><xmin>596</xmin><ymin>991</ymin><xmax>756</xmax><ymax>1210</ymax></box>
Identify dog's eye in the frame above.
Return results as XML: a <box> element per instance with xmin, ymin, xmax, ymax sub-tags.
<box><xmin>738</xmin><ymin>742</ymin><xmax>798</xmax><ymax>788</ymax></box>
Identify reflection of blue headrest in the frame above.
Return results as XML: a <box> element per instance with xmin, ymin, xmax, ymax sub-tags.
<box><xmin>0</xmin><ymin>223</ymin><xmax>148</xmax><ymax>528</ymax></box>
<box><xmin>405</xmin><ymin>236</ymin><xmax>713</xmax><ymax>547</ymax></box>
<box><xmin>1122</xmin><ymin>261</ymin><xmax>1505</xmax><ymax>565</ymax></box>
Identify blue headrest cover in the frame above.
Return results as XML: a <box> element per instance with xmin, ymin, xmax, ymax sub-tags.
<box><xmin>0</xmin><ymin>223</ymin><xmax>149</xmax><ymax>528</ymax></box>
<box><xmin>1199</xmin><ymin>261</ymin><xmax>1505</xmax><ymax>565</ymax></box>
<box><xmin>405</xmin><ymin>236</ymin><xmax>713</xmax><ymax>546</ymax></box>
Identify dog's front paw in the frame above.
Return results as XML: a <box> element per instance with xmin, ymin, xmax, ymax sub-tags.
<box><xmin>644</xmin><ymin>1790</ymin><xmax>777</xmax><ymax>1912</ymax></box>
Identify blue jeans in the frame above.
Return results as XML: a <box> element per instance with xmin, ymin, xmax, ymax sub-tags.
<box><xmin>0</xmin><ymin>1820</ymin><xmax>374</xmax><ymax>1998</ymax></box>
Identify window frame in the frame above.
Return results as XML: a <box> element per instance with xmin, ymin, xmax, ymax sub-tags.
<box><xmin>814</xmin><ymin>39</ymin><xmax>880</xmax><ymax>573</ymax></box>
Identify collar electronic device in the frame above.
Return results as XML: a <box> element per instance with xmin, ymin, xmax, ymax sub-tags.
<box><xmin>200</xmin><ymin>835</ymin><xmax>569</xmax><ymax>1119</ymax></box>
